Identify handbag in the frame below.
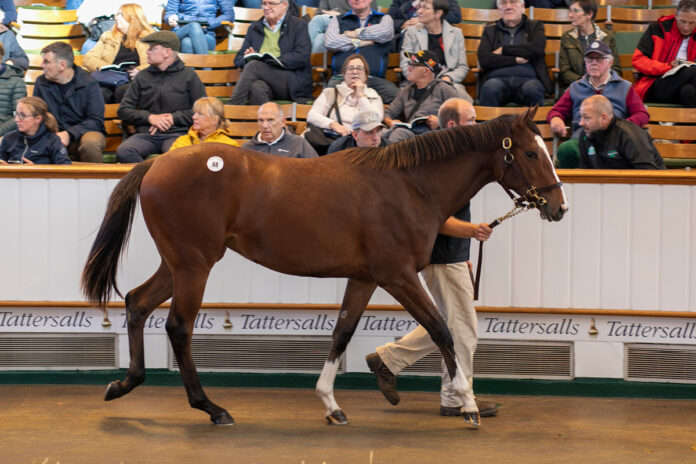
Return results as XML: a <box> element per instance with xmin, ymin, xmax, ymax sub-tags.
<box><xmin>91</xmin><ymin>69</ymin><xmax>130</xmax><ymax>88</ymax></box>
<box><xmin>305</xmin><ymin>88</ymin><xmax>342</xmax><ymax>156</ymax></box>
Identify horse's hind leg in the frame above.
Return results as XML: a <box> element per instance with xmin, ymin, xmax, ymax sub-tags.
<box><xmin>317</xmin><ymin>278</ymin><xmax>376</xmax><ymax>425</ymax></box>
<box><xmin>167</xmin><ymin>267</ymin><xmax>233</xmax><ymax>426</ymax></box>
<box><xmin>382</xmin><ymin>273</ymin><xmax>479</xmax><ymax>427</ymax></box>
<box><xmin>105</xmin><ymin>261</ymin><xmax>172</xmax><ymax>401</ymax></box>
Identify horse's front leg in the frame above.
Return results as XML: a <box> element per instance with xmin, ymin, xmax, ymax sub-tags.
<box><xmin>317</xmin><ymin>278</ymin><xmax>377</xmax><ymax>425</ymax></box>
<box><xmin>382</xmin><ymin>273</ymin><xmax>479</xmax><ymax>428</ymax></box>
<box><xmin>105</xmin><ymin>261</ymin><xmax>172</xmax><ymax>401</ymax></box>
<box><xmin>167</xmin><ymin>266</ymin><xmax>234</xmax><ymax>426</ymax></box>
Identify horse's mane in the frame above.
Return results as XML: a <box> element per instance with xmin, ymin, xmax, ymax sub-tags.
<box><xmin>344</xmin><ymin>113</ymin><xmax>538</xmax><ymax>170</ymax></box>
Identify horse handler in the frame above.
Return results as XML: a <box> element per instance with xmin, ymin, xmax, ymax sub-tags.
<box><xmin>366</xmin><ymin>98</ymin><xmax>499</xmax><ymax>418</ymax></box>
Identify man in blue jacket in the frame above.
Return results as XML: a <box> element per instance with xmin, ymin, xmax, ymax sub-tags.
<box><xmin>165</xmin><ymin>0</ymin><xmax>235</xmax><ymax>55</ymax></box>
<box><xmin>33</xmin><ymin>41</ymin><xmax>105</xmax><ymax>163</ymax></box>
<box><xmin>229</xmin><ymin>0</ymin><xmax>313</xmax><ymax>105</ymax></box>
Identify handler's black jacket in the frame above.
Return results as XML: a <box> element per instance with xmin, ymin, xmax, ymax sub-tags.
<box><xmin>579</xmin><ymin>117</ymin><xmax>666</xmax><ymax>170</ymax></box>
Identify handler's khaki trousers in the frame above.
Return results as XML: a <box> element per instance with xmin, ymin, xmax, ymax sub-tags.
<box><xmin>376</xmin><ymin>261</ymin><xmax>477</xmax><ymax>408</ymax></box>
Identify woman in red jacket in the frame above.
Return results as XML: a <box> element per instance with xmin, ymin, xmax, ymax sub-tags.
<box><xmin>632</xmin><ymin>0</ymin><xmax>696</xmax><ymax>106</ymax></box>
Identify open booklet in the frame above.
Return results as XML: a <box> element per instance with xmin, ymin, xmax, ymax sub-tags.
<box><xmin>244</xmin><ymin>52</ymin><xmax>284</xmax><ymax>68</ymax></box>
<box><xmin>390</xmin><ymin>116</ymin><xmax>430</xmax><ymax>130</ymax></box>
<box><xmin>99</xmin><ymin>61</ymin><xmax>136</xmax><ymax>72</ymax></box>
<box><xmin>662</xmin><ymin>60</ymin><xmax>696</xmax><ymax>78</ymax></box>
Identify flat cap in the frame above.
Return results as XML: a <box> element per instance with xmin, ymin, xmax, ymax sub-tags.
<box><xmin>141</xmin><ymin>30</ymin><xmax>180</xmax><ymax>52</ymax></box>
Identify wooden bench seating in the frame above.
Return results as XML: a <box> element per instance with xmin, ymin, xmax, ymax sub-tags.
<box><xmin>646</xmin><ymin>106</ymin><xmax>696</xmax><ymax>168</ymax></box>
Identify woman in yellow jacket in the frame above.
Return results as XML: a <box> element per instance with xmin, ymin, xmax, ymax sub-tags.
<box><xmin>84</xmin><ymin>3</ymin><xmax>154</xmax><ymax>103</ymax></box>
<box><xmin>169</xmin><ymin>97</ymin><xmax>239</xmax><ymax>151</ymax></box>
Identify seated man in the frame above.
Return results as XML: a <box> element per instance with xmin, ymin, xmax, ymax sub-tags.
<box><xmin>242</xmin><ymin>102</ymin><xmax>318</xmax><ymax>158</ymax></box>
<box><xmin>33</xmin><ymin>41</ymin><xmax>105</xmax><ymax>163</ymax></box>
<box><xmin>0</xmin><ymin>10</ymin><xmax>28</xmax><ymax>71</ymax></box>
<box><xmin>324</xmin><ymin>0</ymin><xmax>398</xmax><ymax>104</ymax></box>
<box><xmin>326</xmin><ymin>109</ymin><xmax>386</xmax><ymax>153</ymax></box>
<box><xmin>548</xmin><ymin>41</ymin><xmax>649</xmax><ymax>169</ymax></box>
<box><xmin>633</xmin><ymin>0</ymin><xmax>696</xmax><ymax>107</ymax></box>
<box><xmin>400</xmin><ymin>0</ymin><xmax>471</xmax><ymax>102</ymax></box>
<box><xmin>578</xmin><ymin>95</ymin><xmax>665</xmax><ymax>169</ymax></box>
<box><xmin>477</xmin><ymin>0</ymin><xmax>552</xmax><ymax>107</ymax></box>
<box><xmin>382</xmin><ymin>50</ymin><xmax>457</xmax><ymax>144</ymax></box>
<box><xmin>117</xmin><ymin>31</ymin><xmax>206</xmax><ymax>163</ymax></box>
<box><xmin>229</xmin><ymin>0</ymin><xmax>313</xmax><ymax>105</ymax></box>
<box><xmin>308</xmin><ymin>0</ymin><xmax>377</xmax><ymax>53</ymax></box>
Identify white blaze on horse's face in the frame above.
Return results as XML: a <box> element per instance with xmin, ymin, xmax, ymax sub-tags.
<box><xmin>535</xmin><ymin>135</ymin><xmax>568</xmax><ymax>212</ymax></box>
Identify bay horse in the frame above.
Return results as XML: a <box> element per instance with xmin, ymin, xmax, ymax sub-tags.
<box><xmin>82</xmin><ymin>108</ymin><xmax>567</xmax><ymax>428</ymax></box>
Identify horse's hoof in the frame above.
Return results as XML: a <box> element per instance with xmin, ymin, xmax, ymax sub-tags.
<box><xmin>325</xmin><ymin>409</ymin><xmax>349</xmax><ymax>425</ymax></box>
<box><xmin>462</xmin><ymin>411</ymin><xmax>481</xmax><ymax>428</ymax></box>
<box><xmin>211</xmin><ymin>411</ymin><xmax>235</xmax><ymax>426</ymax></box>
<box><xmin>104</xmin><ymin>381</ymin><xmax>123</xmax><ymax>401</ymax></box>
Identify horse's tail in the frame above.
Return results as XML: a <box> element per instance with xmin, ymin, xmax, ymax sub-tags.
<box><xmin>81</xmin><ymin>158</ymin><xmax>156</xmax><ymax>309</ymax></box>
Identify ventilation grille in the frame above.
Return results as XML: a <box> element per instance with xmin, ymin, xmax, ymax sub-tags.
<box><xmin>169</xmin><ymin>335</ymin><xmax>344</xmax><ymax>373</ymax></box>
<box><xmin>401</xmin><ymin>340</ymin><xmax>573</xmax><ymax>380</ymax></box>
<box><xmin>0</xmin><ymin>335</ymin><xmax>117</xmax><ymax>369</ymax></box>
<box><xmin>626</xmin><ymin>344</ymin><xmax>696</xmax><ymax>383</ymax></box>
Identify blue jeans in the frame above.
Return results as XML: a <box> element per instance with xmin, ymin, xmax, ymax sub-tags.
<box><xmin>81</xmin><ymin>39</ymin><xmax>97</xmax><ymax>54</ymax></box>
<box><xmin>478</xmin><ymin>76</ymin><xmax>545</xmax><ymax>107</ymax></box>
<box><xmin>117</xmin><ymin>132</ymin><xmax>181</xmax><ymax>163</ymax></box>
<box><xmin>175</xmin><ymin>22</ymin><xmax>215</xmax><ymax>54</ymax></box>
<box><xmin>308</xmin><ymin>14</ymin><xmax>331</xmax><ymax>53</ymax></box>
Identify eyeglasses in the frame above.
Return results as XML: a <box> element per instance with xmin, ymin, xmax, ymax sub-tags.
<box><xmin>569</xmin><ymin>8</ymin><xmax>584</xmax><ymax>13</ymax></box>
<box><xmin>585</xmin><ymin>55</ymin><xmax>608</xmax><ymax>62</ymax></box>
<box><xmin>498</xmin><ymin>0</ymin><xmax>520</xmax><ymax>6</ymax></box>
<box><xmin>260</xmin><ymin>1</ymin><xmax>283</xmax><ymax>6</ymax></box>
<box><xmin>14</xmin><ymin>112</ymin><xmax>35</xmax><ymax>120</ymax></box>
<box><xmin>345</xmin><ymin>66</ymin><xmax>365</xmax><ymax>73</ymax></box>
<box><xmin>407</xmin><ymin>62</ymin><xmax>426</xmax><ymax>67</ymax></box>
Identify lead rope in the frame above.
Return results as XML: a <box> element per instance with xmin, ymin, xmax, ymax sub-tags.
<box><xmin>473</xmin><ymin>203</ymin><xmax>532</xmax><ymax>300</ymax></box>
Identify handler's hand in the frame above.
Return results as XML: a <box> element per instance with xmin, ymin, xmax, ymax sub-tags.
<box><xmin>474</xmin><ymin>223</ymin><xmax>492</xmax><ymax>242</ymax></box>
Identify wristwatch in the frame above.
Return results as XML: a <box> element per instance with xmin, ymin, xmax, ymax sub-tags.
<box><xmin>351</xmin><ymin>38</ymin><xmax>361</xmax><ymax>48</ymax></box>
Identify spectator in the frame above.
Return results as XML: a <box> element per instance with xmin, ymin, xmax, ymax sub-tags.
<box><xmin>0</xmin><ymin>10</ymin><xmax>28</xmax><ymax>71</ymax></box>
<box><xmin>548</xmin><ymin>41</ymin><xmax>649</xmax><ymax>169</ymax></box>
<box><xmin>325</xmin><ymin>0</ymin><xmax>398</xmax><ymax>103</ymax></box>
<box><xmin>326</xmin><ymin>109</ymin><xmax>387</xmax><ymax>153</ymax></box>
<box><xmin>477</xmin><ymin>0</ymin><xmax>552</xmax><ymax>107</ymax></box>
<box><xmin>229</xmin><ymin>0</ymin><xmax>313</xmax><ymax>105</ymax></box>
<box><xmin>0</xmin><ymin>97</ymin><xmax>70</xmax><ymax>165</ymax></box>
<box><xmin>388</xmin><ymin>0</ymin><xmax>460</xmax><ymax>36</ymax></box>
<box><xmin>400</xmin><ymin>0</ymin><xmax>472</xmax><ymax>102</ymax></box>
<box><xmin>578</xmin><ymin>95</ymin><xmax>665</xmax><ymax>169</ymax></box>
<box><xmin>559</xmin><ymin>0</ymin><xmax>620</xmax><ymax>92</ymax></box>
<box><xmin>0</xmin><ymin>41</ymin><xmax>26</xmax><ymax>137</ymax></box>
<box><xmin>633</xmin><ymin>0</ymin><xmax>696</xmax><ymax>107</ymax></box>
<box><xmin>0</xmin><ymin>0</ymin><xmax>16</xmax><ymax>28</ymax></box>
<box><xmin>34</xmin><ymin>42</ymin><xmax>106</xmax><ymax>163</ymax></box>
<box><xmin>78</xmin><ymin>0</ymin><xmax>166</xmax><ymax>54</ymax></box>
<box><xmin>168</xmin><ymin>97</ymin><xmax>238</xmax><ymax>151</ymax></box>
<box><xmin>308</xmin><ymin>0</ymin><xmax>377</xmax><ymax>53</ymax></box>
<box><xmin>117</xmin><ymin>31</ymin><xmax>206</xmax><ymax>163</ymax></box>
<box><xmin>165</xmin><ymin>0</ymin><xmax>235</xmax><ymax>55</ymax></box>
<box><xmin>242</xmin><ymin>102</ymin><xmax>318</xmax><ymax>158</ymax></box>
<box><xmin>383</xmin><ymin>50</ymin><xmax>457</xmax><ymax>143</ymax></box>
<box><xmin>84</xmin><ymin>3</ymin><xmax>155</xmax><ymax>104</ymax></box>
<box><xmin>306</xmin><ymin>54</ymin><xmax>383</xmax><ymax>155</ymax></box>
<box><xmin>366</xmin><ymin>97</ymin><xmax>498</xmax><ymax>420</ymax></box>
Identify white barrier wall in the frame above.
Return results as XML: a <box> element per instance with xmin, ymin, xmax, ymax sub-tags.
<box><xmin>0</xmin><ymin>167</ymin><xmax>694</xmax><ymax>378</ymax></box>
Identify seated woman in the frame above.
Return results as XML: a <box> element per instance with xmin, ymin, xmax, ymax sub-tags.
<box><xmin>400</xmin><ymin>0</ymin><xmax>471</xmax><ymax>101</ymax></box>
<box><xmin>0</xmin><ymin>97</ymin><xmax>70</xmax><ymax>165</ymax></box>
<box><xmin>84</xmin><ymin>3</ymin><xmax>154</xmax><ymax>104</ymax></box>
<box><xmin>0</xmin><ymin>41</ymin><xmax>27</xmax><ymax>138</ymax></box>
<box><xmin>168</xmin><ymin>97</ymin><xmax>238</xmax><ymax>151</ymax></box>
<box><xmin>306</xmin><ymin>54</ymin><xmax>383</xmax><ymax>155</ymax></box>
<box><xmin>559</xmin><ymin>0</ymin><xmax>619</xmax><ymax>92</ymax></box>
<box><xmin>164</xmin><ymin>0</ymin><xmax>235</xmax><ymax>55</ymax></box>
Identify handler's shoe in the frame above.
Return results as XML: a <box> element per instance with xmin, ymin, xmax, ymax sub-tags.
<box><xmin>366</xmin><ymin>352</ymin><xmax>400</xmax><ymax>405</ymax></box>
<box><xmin>440</xmin><ymin>399</ymin><xmax>499</xmax><ymax>417</ymax></box>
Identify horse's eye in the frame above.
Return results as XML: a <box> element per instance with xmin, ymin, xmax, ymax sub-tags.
<box><xmin>525</xmin><ymin>151</ymin><xmax>538</xmax><ymax>159</ymax></box>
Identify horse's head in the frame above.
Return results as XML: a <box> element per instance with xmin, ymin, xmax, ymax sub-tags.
<box><xmin>493</xmin><ymin>107</ymin><xmax>568</xmax><ymax>222</ymax></box>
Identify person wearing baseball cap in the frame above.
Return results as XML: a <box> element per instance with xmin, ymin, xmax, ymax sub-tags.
<box><xmin>116</xmin><ymin>30</ymin><xmax>206</xmax><ymax>163</ymax></box>
<box><xmin>326</xmin><ymin>110</ymin><xmax>387</xmax><ymax>154</ymax></box>
<box><xmin>382</xmin><ymin>50</ymin><xmax>456</xmax><ymax>144</ymax></box>
<box><xmin>547</xmin><ymin>40</ymin><xmax>649</xmax><ymax>168</ymax></box>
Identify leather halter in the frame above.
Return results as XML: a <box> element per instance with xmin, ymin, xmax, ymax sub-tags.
<box><xmin>496</xmin><ymin>137</ymin><xmax>563</xmax><ymax>211</ymax></box>
<box><xmin>472</xmin><ymin>137</ymin><xmax>564</xmax><ymax>300</ymax></box>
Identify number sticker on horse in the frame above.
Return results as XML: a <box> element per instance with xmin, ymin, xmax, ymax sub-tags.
<box><xmin>207</xmin><ymin>156</ymin><xmax>224</xmax><ymax>172</ymax></box>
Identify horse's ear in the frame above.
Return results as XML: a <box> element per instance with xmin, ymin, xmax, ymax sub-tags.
<box><xmin>523</xmin><ymin>105</ymin><xmax>539</xmax><ymax>122</ymax></box>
